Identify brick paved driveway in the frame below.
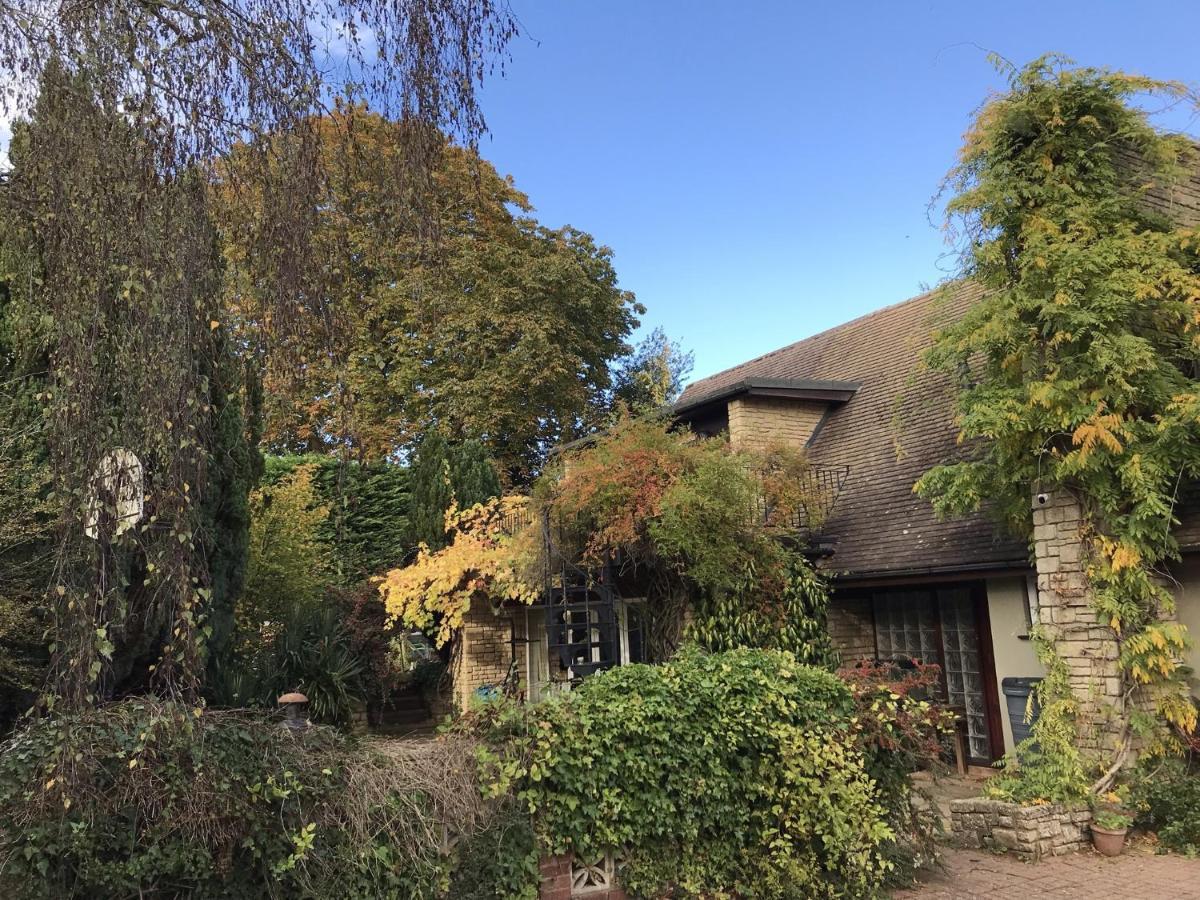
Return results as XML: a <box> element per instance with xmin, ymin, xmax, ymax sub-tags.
<box><xmin>892</xmin><ymin>845</ymin><xmax>1200</xmax><ymax>899</ymax></box>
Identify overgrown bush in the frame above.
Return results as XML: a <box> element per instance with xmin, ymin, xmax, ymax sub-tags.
<box><xmin>214</xmin><ymin>599</ymin><xmax>367</xmax><ymax>726</ymax></box>
<box><xmin>0</xmin><ymin>700</ymin><xmax>517</xmax><ymax>899</ymax></box>
<box><xmin>471</xmin><ymin>648</ymin><xmax>898</xmax><ymax>899</ymax></box>
<box><xmin>839</xmin><ymin>660</ymin><xmax>954</xmax><ymax>878</ymax></box>
<box><xmin>1131</xmin><ymin>755</ymin><xmax>1200</xmax><ymax>854</ymax></box>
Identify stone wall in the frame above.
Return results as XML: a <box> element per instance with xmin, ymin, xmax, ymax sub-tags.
<box><xmin>827</xmin><ymin>595</ymin><xmax>875</xmax><ymax>660</ymax></box>
<box><xmin>726</xmin><ymin>396</ymin><xmax>828</xmax><ymax>450</ymax></box>
<box><xmin>1030</xmin><ymin>488</ymin><xmax>1124</xmax><ymax>756</ymax></box>
<box><xmin>950</xmin><ymin>797</ymin><xmax>1092</xmax><ymax>860</ymax></box>
<box><xmin>450</xmin><ymin>602</ymin><xmax>513</xmax><ymax>712</ymax></box>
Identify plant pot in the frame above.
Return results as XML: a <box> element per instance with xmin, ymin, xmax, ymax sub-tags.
<box><xmin>1090</xmin><ymin>823</ymin><xmax>1128</xmax><ymax>856</ymax></box>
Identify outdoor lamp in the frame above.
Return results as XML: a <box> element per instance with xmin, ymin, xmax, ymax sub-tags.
<box><xmin>277</xmin><ymin>691</ymin><xmax>310</xmax><ymax>732</ymax></box>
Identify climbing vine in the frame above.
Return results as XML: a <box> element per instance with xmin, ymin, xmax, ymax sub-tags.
<box><xmin>378</xmin><ymin>497</ymin><xmax>540</xmax><ymax>648</ymax></box>
<box><xmin>916</xmin><ymin>56</ymin><xmax>1200</xmax><ymax>791</ymax></box>
<box><xmin>384</xmin><ymin>417</ymin><xmax>839</xmax><ymax>662</ymax></box>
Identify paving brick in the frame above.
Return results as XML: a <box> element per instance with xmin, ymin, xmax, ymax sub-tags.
<box><xmin>892</xmin><ymin>844</ymin><xmax>1200</xmax><ymax>899</ymax></box>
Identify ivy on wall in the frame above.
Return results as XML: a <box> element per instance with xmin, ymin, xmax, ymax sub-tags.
<box><xmin>381</xmin><ymin>417</ymin><xmax>839</xmax><ymax>664</ymax></box>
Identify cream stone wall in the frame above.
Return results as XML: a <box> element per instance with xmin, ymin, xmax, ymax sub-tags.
<box><xmin>986</xmin><ymin>576</ymin><xmax>1045</xmax><ymax>753</ymax></box>
<box><xmin>726</xmin><ymin>396</ymin><xmax>828</xmax><ymax>450</ymax></box>
<box><xmin>1166</xmin><ymin>556</ymin><xmax>1200</xmax><ymax>700</ymax></box>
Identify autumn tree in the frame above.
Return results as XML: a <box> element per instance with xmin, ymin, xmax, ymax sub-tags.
<box><xmin>0</xmin><ymin>2</ymin><xmax>515</xmax><ymax>704</ymax></box>
<box><xmin>916</xmin><ymin>57</ymin><xmax>1200</xmax><ymax>792</ymax></box>
<box><xmin>221</xmin><ymin>109</ymin><xmax>643</xmax><ymax>480</ymax></box>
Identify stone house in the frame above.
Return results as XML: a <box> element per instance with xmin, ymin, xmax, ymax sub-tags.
<box><xmin>448</xmin><ymin>159</ymin><xmax>1200</xmax><ymax>769</ymax></box>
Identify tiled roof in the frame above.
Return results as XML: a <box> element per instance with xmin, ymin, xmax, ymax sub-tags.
<box><xmin>676</xmin><ymin>152</ymin><xmax>1200</xmax><ymax>576</ymax></box>
<box><xmin>678</xmin><ymin>281</ymin><xmax>1031</xmax><ymax>578</ymax></box>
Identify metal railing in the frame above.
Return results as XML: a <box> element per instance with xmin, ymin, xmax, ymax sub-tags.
<box><xmin>499</xmin><ymin>464</ymin><xmax>850</xmax><ymax>537</ymax></box>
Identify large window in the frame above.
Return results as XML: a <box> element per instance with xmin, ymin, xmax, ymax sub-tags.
<box><xmin>872</xmin><ymin>585</ymin><xmax>999</xmax><ymax>763</ymax></box>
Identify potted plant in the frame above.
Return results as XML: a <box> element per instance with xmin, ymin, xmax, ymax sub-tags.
<box><xmin>1091</xmin><ymin>808</ymin><xmax>1133</xmax><ymax>856</ymax></box>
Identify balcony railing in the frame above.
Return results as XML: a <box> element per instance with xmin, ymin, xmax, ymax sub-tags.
<box><xmin>499</xmin><ymin>463</ymin><xmax>850</xmax><ymax>537</ymax></box>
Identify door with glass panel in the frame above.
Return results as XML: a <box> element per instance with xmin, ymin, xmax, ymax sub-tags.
<box><xmin>872</xmin><ymin>586</ymin><xmax>997</xmax><ymax>763</ymax></box>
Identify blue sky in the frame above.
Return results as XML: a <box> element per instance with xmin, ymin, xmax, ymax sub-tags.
<box><xmin>476</xmin><ymin>1</ymin><xmax>1200</xmax><ymax>382</ymax></box>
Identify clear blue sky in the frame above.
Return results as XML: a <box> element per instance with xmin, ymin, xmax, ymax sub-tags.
<box><xmin>476</xmin><ymin>1</ymin><xmax>1200</xmax><ymax>383</ymax></box>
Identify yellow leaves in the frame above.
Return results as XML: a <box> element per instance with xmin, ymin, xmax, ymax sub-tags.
<box><xmin>1109</xmin><ymin>543</ymin><xmax>1141</xmax><ymax>573</ymax></box>
<box><xmin>1071</xmin><ymin>410</ymin><xmax>1125</xmax><ymax>461</ymax></box>
<box><xmin>378</xmin><ymin>495</ymin><xmax>540</xmax><ymax>648</ymax></box>
<box><xmin>1028</xmin><ymin>382</ymin><xmax>1053</xmax><ymax>408</ymax></box>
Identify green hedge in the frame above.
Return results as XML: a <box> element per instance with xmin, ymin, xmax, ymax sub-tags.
<box><xmin>1131</xmin><ymin>755</ymin><xmax>1200</xmax><ymax>854</ymax></box>
<box><xmin>475</xmin><ymin>648</ymin><xmax>894</xmax><ymax>899</ymax></box>
<box><xmin>263</xmin><ymin>454</ymin><xmax>412</xmax><ymax>582</ymax></box>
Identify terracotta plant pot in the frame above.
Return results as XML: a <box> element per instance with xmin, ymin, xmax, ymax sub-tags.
<box><xmin>1090</xmin><ymin>823</ymin><xmax>1128</xmax><ymax>856</ymax></box>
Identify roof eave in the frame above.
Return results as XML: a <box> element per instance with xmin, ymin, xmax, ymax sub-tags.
<box><xmin>673</xmin><ymin>377</ymin><xmax>860</xmax><ymax>418</ymax></box>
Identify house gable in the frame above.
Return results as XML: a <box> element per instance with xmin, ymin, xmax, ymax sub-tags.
<box><xmin>675</xmin><ymin>281</ymin><xmax>1029</xmax><ymax>579</ymax></box>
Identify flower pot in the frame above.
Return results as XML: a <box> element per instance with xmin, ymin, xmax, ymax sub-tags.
<box><xmin>1090</xmin><ymin>823</ymin><xmax>1128</xmax><ymax>857</ymax></box>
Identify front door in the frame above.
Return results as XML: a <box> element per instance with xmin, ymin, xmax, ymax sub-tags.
<box><xmin>871</xmin><ymin>584</ymin><xmax>1002</xmax><ymax>764</ymax></box>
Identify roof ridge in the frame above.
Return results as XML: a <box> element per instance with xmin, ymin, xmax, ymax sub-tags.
<box><xmin>683</xmin><ymin>280</ymin><xmax>962</xmax><ymax>396</ymax></box>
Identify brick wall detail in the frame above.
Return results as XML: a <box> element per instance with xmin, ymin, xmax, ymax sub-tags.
<box><xmin>450</xmin><ymin>602</ymin><xmax>513</xmax><ymax>712</ymax></box>
<box><xmin>951</xmin><ymin>798</ymin><xmax>1092</xmax><ymax>860</ymax></box>
<box><xmin>726</xmin><ymin>396</ymin><xmax>828</xmax><ymax>451</ymax></box>
<box><xmin>538</xmin><ymin>854</ymin><xmax>628</xmax><ymax>900</ymax></box>
<box><xmin>828</xmin><ymin>595</ymin><xmax>875</xmax><ymax>660</ymax></box>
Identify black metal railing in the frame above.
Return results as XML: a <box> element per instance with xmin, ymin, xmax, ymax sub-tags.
<box><xmin>746</xmin><ymin>463</ymin><xmax>850</xmax><ymax>532</ymax></box>
<box><xmin>499</xmin><ymin>463</ymin><xmax>851</xmax><ymax>537</ymax></box>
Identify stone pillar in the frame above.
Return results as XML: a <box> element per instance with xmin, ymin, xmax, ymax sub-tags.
<box><xmin>450</xmin><ymin>602</ymin><xmax>513</xmax><ymax>712</ymax></box>
<box><xmin>1030</xmin><ymin>489</ymin><xmax>1124</xmax><ymax>757</ymax></box>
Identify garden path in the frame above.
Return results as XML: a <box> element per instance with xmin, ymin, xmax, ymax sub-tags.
<box><xmin>893</xmin><ymin>842</ymin><xmax>1200</xmax><ymax>899</ymax></box>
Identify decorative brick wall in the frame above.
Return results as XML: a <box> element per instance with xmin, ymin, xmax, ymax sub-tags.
<box><xmin>828</xmin><ymin>595</ymin><xmax>875</xmax><ymax>660</ymax></box>
<box><xmin>726</xmin><ymin>396</ymin><xmax>828</xmax><ymax>450</ymax></box>
<box><xmin>450</xmin><ymin>602</ymin><xmax>513</xmax><ymax>712</ymax></box>
<box><xmin>951</xmin><ymin>798</ymin><xmax>1092</xmax><ymax>860</ymax></box>
<box><xmin>538</xmin><ymin>854</ymin><xmax>628</xmax><ymax>900</ymax></box>
<box><xmin>1030</xmin><ymin>489</ymin><xmax>1124</xmax><ymax>756</ymax></box>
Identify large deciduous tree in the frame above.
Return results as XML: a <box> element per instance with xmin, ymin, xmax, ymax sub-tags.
<box><xmin>221</xmin><ymin>109</ymin><xmax>643</xmax><ymax>480</ymax></box>
<box><xmin>0</xmin><ymin>1</ymin><xmax>515</xmax><ymax>704</ymax></box>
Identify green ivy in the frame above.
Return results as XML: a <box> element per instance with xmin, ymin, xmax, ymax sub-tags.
<box><xmin>473</xmin><ymin>649</ymin><xmax>894</xmax><ymax>899</ymax></box>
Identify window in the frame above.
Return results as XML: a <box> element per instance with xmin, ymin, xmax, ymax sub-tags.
<box><xmin>619</xmin><ymin>599</ymin><xmax>647</xmax><ymax>664</ymax></box>
<box><xmin>872</xmin><ymin>586</ymin><xmax>996</xmax><ymax>763</ymax></box>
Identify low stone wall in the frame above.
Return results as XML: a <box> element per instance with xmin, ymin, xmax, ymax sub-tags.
<box><xmin>950</xmin><ymin>797</ymin><xmax>1092</xmax><ymax>860</ymax></box>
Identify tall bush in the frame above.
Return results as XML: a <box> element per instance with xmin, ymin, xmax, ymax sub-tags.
<box><xmin>474</xmin><ymin>649</ymin><xmax>894</xmax><ymax>899</ymax></box>
<box><xmin>409</xmin><ymin>433</ymin><xmax>502</xmax><ymax>552</ymax></box>
<box><xmin>261</xmin><ymin>454</ymin><xmax>412</xmax><ymax>582</ymax></box>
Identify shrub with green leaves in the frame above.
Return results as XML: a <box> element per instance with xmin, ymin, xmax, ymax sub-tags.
<box><xmin>473</xmin><ymin>648</ymin><xmax>894</xmax><ymax>899</ymax></box>
<box><xmin>1131</xmin><ymin>756</ymin><xmax>1200</xmax><ymax>854</ymax></box>
<box><xmin>0</xmin><ymin>700</ymin><xmax>518</xmax><ymax>899</ymax></box>
<box><xmin>262</xmin><ymin>454</ymin><xmax>414</xmax><ymax>582</ymax></box>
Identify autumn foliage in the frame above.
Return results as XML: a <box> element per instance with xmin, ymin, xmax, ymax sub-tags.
<box><xmin>378</xmin><ymin>497</ymin><xmax>539</xmax><ymax>648</ymax></box>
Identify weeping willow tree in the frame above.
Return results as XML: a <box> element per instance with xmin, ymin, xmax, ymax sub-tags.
<box><xmin>0</xmin><ymin>1</ymin><xmax>517</xmax><ymax>707</ymax></box>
